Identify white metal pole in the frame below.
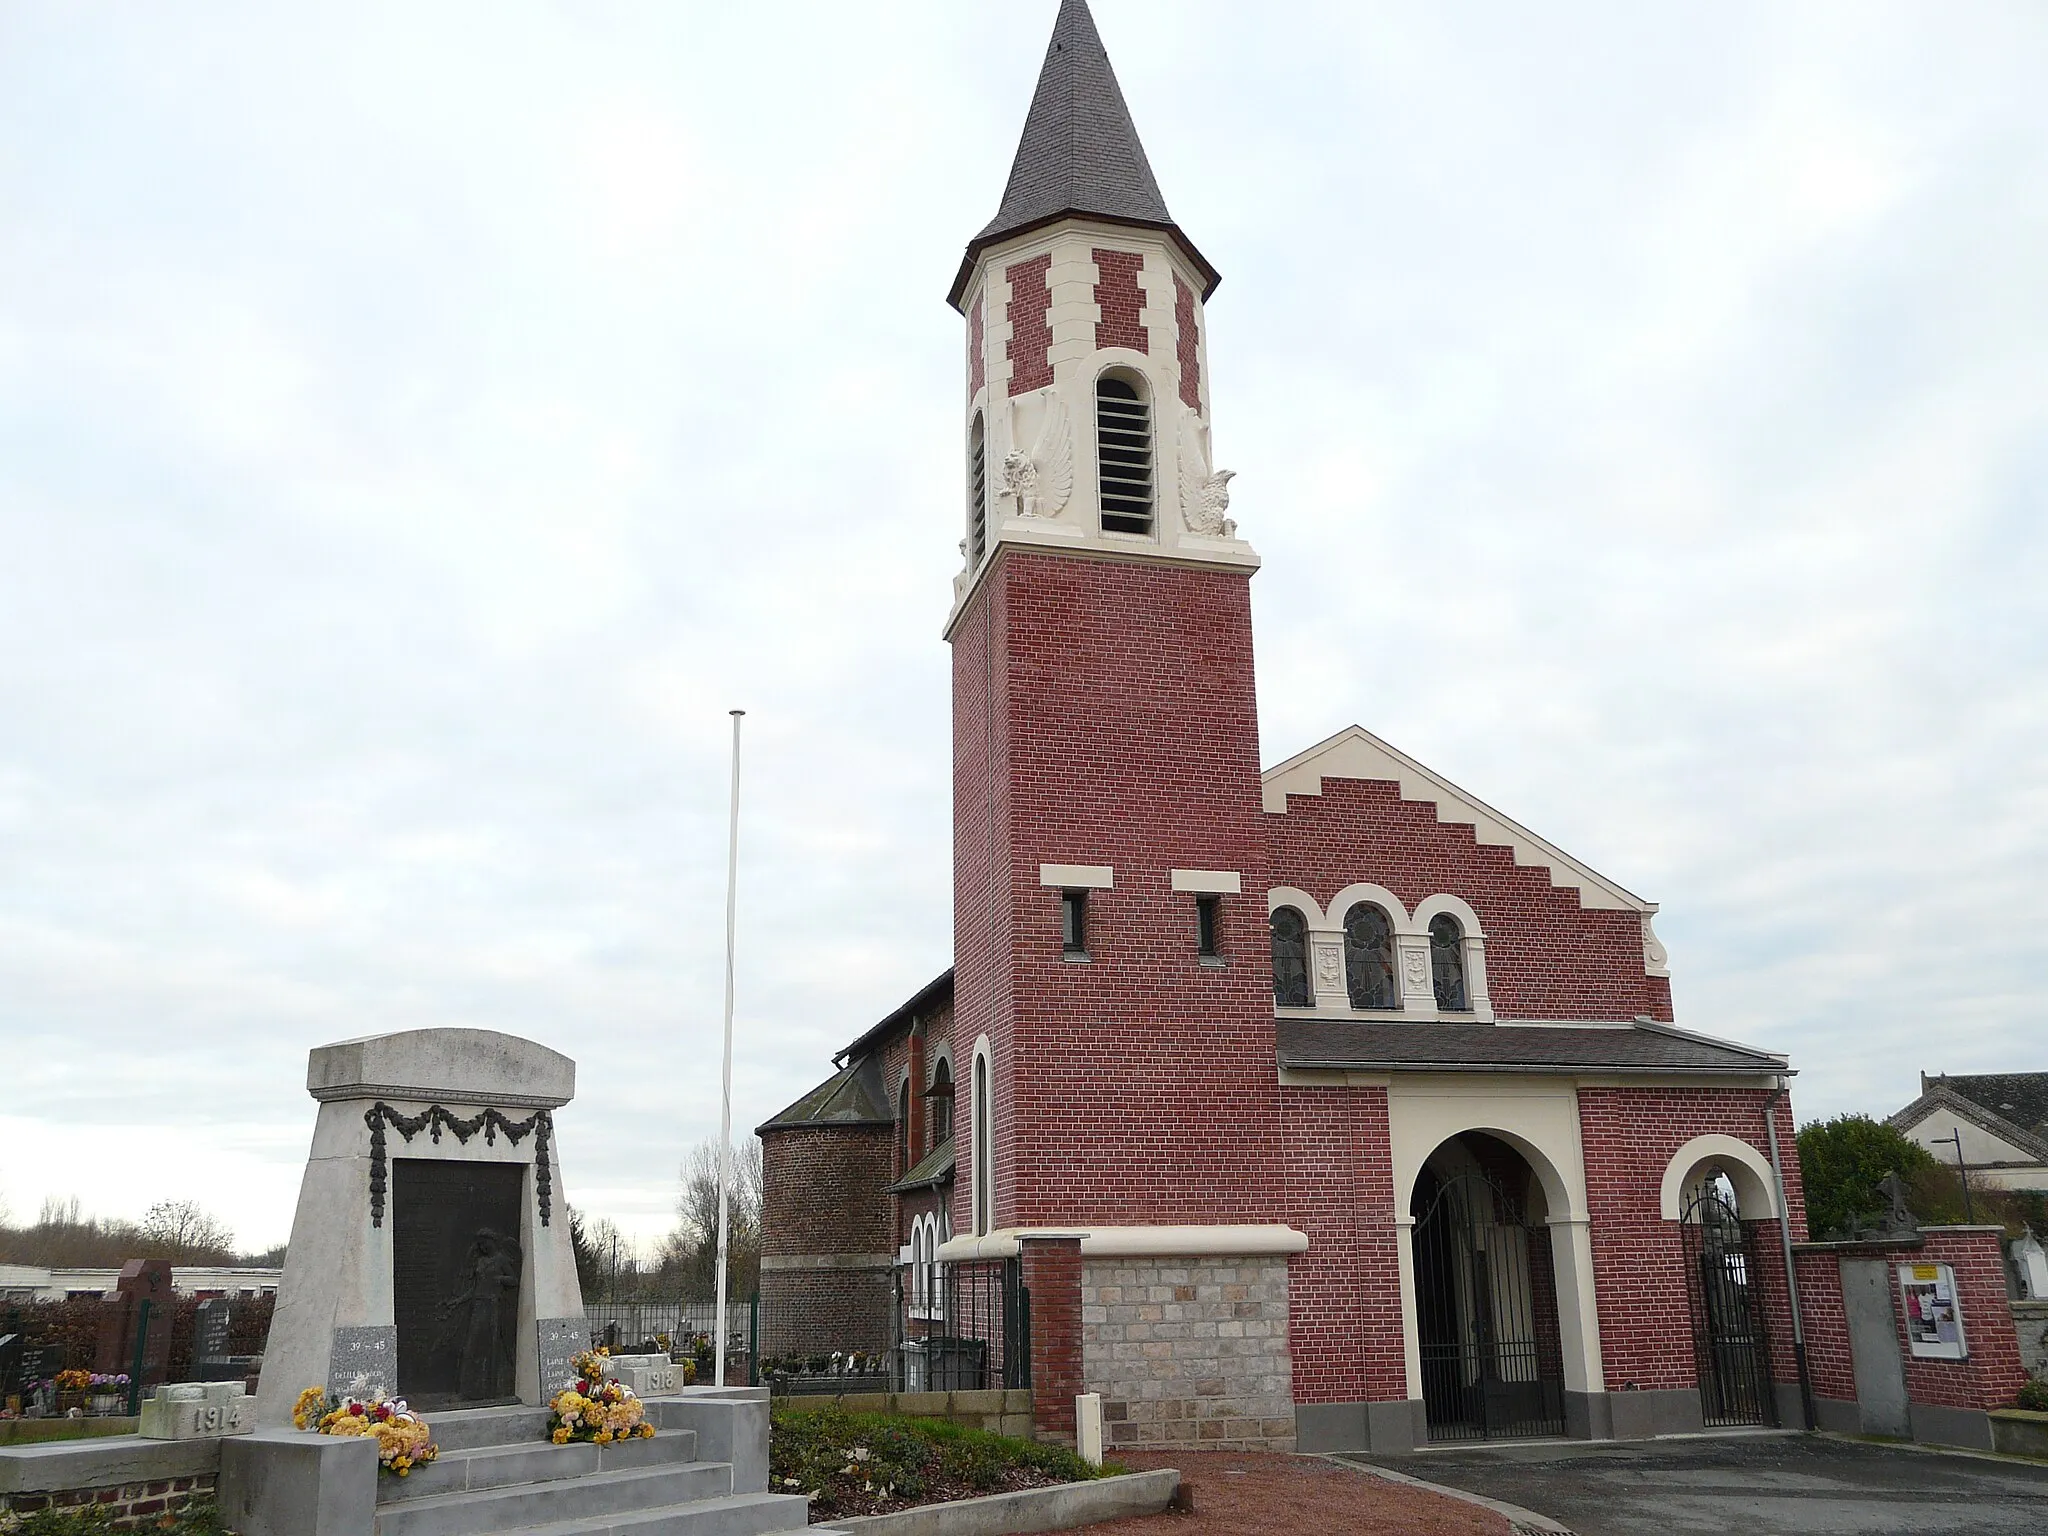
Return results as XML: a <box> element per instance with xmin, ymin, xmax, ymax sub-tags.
<box><xmin>715</xmin><ymin>709</ymin><xmax>744</xmax><ymax>1387</ymax></box>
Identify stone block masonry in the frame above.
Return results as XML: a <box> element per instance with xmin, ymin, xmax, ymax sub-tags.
<box><xmin>1081</xmin><ymin>1256</ymin><xmax>1295</xmax><ymax>1451</ymax></box>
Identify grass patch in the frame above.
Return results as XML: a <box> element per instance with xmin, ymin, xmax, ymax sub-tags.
<box><xmin>770</xmin><ymin>1406</ymin><xmax>1118</xmax><ymax>1521</ymax></box>
<box><xmin>0</xmin><ymin>1503</ymin><xmax>225</xmax><ymax>1535</ymax></box>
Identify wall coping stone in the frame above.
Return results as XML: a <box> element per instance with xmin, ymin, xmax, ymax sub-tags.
<box><xmin>811</xmin><ymin>1467</ymin><xmax>1178</xmax><ymax>1534</ymax></box>
<box><xmin>0</xmin><ymin>1434</ymin><xmax>220</xmax><ymax>1494</ymax></box>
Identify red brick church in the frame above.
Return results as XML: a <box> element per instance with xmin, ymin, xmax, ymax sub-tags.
<box><xmin>761</xmin><ymin>0</ymin><xmax>1838</xmax><ymax>1455</ymax></box>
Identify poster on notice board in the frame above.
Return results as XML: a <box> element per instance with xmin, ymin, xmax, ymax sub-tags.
<box><xmin>1898</xmin><ymin>1262</ymin><xmax>1968</xmax><ymax>1360</ymax></box>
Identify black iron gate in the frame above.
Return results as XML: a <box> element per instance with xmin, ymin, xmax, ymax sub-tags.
<box><xmin>1414</xmin><ymin>1170</ymin><xmax>1567</xmax><ymax>1442</ymax></box>
<box><xmin>892</xmin><ymin>1257</ymin><xmax>1030</xmax><ymax>1393</ymax></box>
<box><xmin>1682</xmin><ymin>1183</ymin><xmax>1776</xmax><ymax>1427</ymax></box>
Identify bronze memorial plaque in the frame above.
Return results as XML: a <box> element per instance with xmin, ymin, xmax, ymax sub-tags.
<box><xmin>392</xmin><ymin>1158</ymin><xmax>524</xmax><ymax>1409</ymax></box>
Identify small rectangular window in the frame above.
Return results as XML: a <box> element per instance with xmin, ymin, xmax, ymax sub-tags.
<box><xmin>1061</xmin><ymin>889</ymin><xmax>1088</xmax><ymax>955</ymax></box>
<box><xmin>1196</xmin><ymin>894</ymin><xmax>1220</xmax><ymax>957</ymax></box>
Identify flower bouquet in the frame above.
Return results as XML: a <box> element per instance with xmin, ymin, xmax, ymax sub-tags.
<box><xmin>547</xmin><ymin>1354</ymin><xmax>655</xmax><ymax>1446</ymax></box>
<box><xmin>87</xmin><ymin>1373</ymin><xmax>130</xmax><ymax>1414</ymax></box>
<box><xmin>293</xmin><ymin>1387</ymin><xmax>440</xmax><ymax>1477</ymax></box>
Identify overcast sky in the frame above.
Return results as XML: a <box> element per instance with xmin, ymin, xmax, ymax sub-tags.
<box><xmin>1</xmin><ymin>1</ymin><xmax>2043</xmax><ymax>1254</ymax></box>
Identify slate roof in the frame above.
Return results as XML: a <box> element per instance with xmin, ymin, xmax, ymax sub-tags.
<box><xmin>886</xmin><ymin>1141</ymin><xmax>957</xmax><ymax>1195</ymax></box>
<box><xmin>1891</xmin><ymin>1074</ymin><xmax>2048</xmax><ymax>1162</ymax></box>
<box><xmin>1275</xmin><ymin>1019</ymin><xmax>1789</xmax><ymax>1076</ymax></box>
<box><xmin>950</xmin><ymin>0</ymin><xmax>1218</xmax><ymax>307</ymax></box>
<box><xmin>755</xmin><ymin>1054</ymin><xmax>892</xmax><ymax>1134</ymax></box>
<box><xmin>1925</xmin><ymin>1073</ymin><xmax>2048</xmax><ymax>1139</ymax></box>
<box><xmin>836</xmin><ymin>967</ymin><xmax>954</xmax><ymax>1068</ymax></box>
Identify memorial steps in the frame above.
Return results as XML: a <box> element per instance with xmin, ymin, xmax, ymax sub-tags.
<box><xmin>372</xmin><ymin>1403</ymin><xmax>808</xmax><ymax>1536</ymax></box>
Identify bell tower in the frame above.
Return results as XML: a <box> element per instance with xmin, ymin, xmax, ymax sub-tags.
<box><xmin>948</xmin><ymin>0</ymin><xmax>1279</xmax><ymax>1240</ymax></box>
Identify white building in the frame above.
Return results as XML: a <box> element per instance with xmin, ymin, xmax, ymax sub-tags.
<box><xmin>0</xmin><ymin>1264</ymin><xmax>281</xmax><ymax>1304</ymax></box>
<box><xmin>1891</xmin><ymin>1072</ymin><xmax>2048</xmax><ymax>1192</ymax></box>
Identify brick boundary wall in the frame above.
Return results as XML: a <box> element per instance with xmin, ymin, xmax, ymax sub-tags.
<box><xmin>1905</xmin><ymin>1229</ymin><xmax>2030</xmax><ymax>1412</ymax></box>
<box><xmin>1022</xmin><ymin>1237</ymin><xmax>1083</xmax><ymax>1444</ymax></box>
<box><xmin>3</xmin><ymin>1473</ymin><xmax>214</xmax><ymax>1529</ymax></box>
<box><xmin>1091</xmin><ymin>249</ymin><xmax>1148</xmax><ymax>354</ymax></box>
<box><xmin>1081</xmin><ymin>1255</ymin><xmax>1295</xmax><ymax>1452</ymax></box>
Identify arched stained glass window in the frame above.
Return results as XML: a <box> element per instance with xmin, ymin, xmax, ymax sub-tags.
<box><xmin>1430</xmin><ymin>913</ymin><xmax>1469</xmax><ymax>1011</ymax></box>
<box><xmin>1270</xmin><ymin>906</ymin><xmax>1311</xmax><ymax>1007</ymax></box>
<box><xmin>928</xmin><ymin>1058</ymin><xmax>954</xmax><ymax>1151</ymax></box>
<box><xmin>1343</xmin><ymin>904</ymin><xmax>1397</xmax><ymax>1009</ymax></box>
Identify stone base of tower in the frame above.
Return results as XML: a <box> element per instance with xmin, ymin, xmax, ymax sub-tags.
<box><xmin>1080</xmin><ymin>1255</ymin><xmax>1296</xmax><ymax>1451</ymax></box>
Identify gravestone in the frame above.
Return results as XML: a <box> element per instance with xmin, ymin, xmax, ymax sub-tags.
<box><xmin>253</xmin><ymin>1028</ymin><xmax>588</xmax><ymax>1426</ymax></box>
<box><xmin>139</xmin><ymin>1380</ymin><xmax>254</xmax><ymax>1439</ymax></box>
<box><xmin>194</xmin><ymin>1297</ymin><xmax>236</xmax><ymax>1381</ymax></box>
<box><xmin>94</xmin><ymin>1259</ymin><xmax>174</xmax><ymax>1389</ymax></box>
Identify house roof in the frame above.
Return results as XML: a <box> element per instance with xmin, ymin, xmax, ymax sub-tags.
<box><xmin>1890</xmin><ymin>1076</ymin><xmax>2048</xmax><ymax>1163</ymax></box>
<box><xmin>886</xmin><ymin>1141</ymin><xmax>957</xmax><ymax>1195</ymax></box>
<box><xmin>756</xmin><ymin>1054</ymin><xmax>892</xmax><ymax>1135</ymax></box>
<box><xmin>835</xmin><ymin>967</ymin><xmax>955</xmax><ymax>1068</ymax></box>
<box><xmin>1263</xmin><ymin>725</ymin><xmax>1657</xmax><ymax>916</ymax></box>
<box><xmin>949</xmin><ymin>0</ymin><xmax>1218</xmax><ymax>308</ymax></box>
<box><xmin>1276</xmin><ymin>1019</ymin><xmax>1789</xmax><ymax>1077</ymax></box>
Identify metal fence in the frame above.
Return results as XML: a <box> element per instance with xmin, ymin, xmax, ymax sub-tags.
<box><xmin>751</xmin><ymin>1257</ymin><xmax>1028</xmax><ymax>1396</ymax></box>
<box><xmin>582</xmin><ymin>1301</ymin><xmax>729</xmax><ymax>1349</ymax></box>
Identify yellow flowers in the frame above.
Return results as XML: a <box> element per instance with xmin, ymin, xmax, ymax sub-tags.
<box><xmin>291</xmin><ymin>1387</ymin><xmax>332</xmax><ymax>1431</ymax></box>
<box><xmin>552</xmin><ymin>1428</ymin><xmax>571</xmax><ymax>1445</ymax></box>
<box><xmin>546</xmin><ymin>1367</ymin><xmax>653</xmax><ymax>1446</ymax></box>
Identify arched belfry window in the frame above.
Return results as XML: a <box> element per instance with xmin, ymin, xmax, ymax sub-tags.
<box><xmin>1344</xmin><ymin>903</ymin><xmax>1397</xmax><ymax>1009</ymax></box>
<box><xmin>1096</xmin><ymin>374</ymin><xmax>1154</xmax><ymax>535</ymax></box>
<box><xmin>967</xmin><ymin>413</ymin><xmax>988</xmax><ymax>565</ymax></box>
<box><xmin>1430</xmin><ymin>913</ymin><xmax>1469</xmax><ymax>1011</ymax></box>
<box><xmin>1270</xmin><ymin>906</ymin><xmax>1310</xmax><ymax>1007</ymax></box>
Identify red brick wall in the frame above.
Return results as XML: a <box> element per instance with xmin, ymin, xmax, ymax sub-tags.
<box><xmin>1794</xmin><ymin>1250</ymin><xmax>1856</xmax><ymax>1401</ymax></box>
<box><xmin>2</xmin><ymin>1474</ymin><xmax>213</xmax><ymax>1530</ymax></box>
<box><xmin>955</xmin><ymin>550</ymin><xmax>1281</xmax><ymax>1229</ymax></box>
<box><xmin>1005</xmin><ymin>255</ymin><xmax>1053</xmax><ymax>396</ymax></box>
<box><xmin>1092</xmin><ymin>249</ymin><xmax>1148</xmax><ymax>354</ymax></box>
<box><xmin>1279</xmin><ymin>1083</ymin><xmax>1407</xmax><ymax>1404</ymax></box>
<box><xmin>1268</xmin><ymin>777</ymin><xmax>1673</xmax><ymax>1022</ymax></box>
<box><xmin>1174</xmin><ymin>275</ymin><xmax>1201</xmax><ymax>411</ymax></box>
<box><xmin>1903</xmin><ymin>1230</ymin><xmax>2031</xmax><ymax>1411</ymax></box>
<box><xmin>1577</xmin><ymin>1086</ymin><xmax>1805</xmax><ymax>1390</ymax></box>
<box><xmin>760</xmin><ymin>1125</ymin><xmax>895</xmax><ymax>1259</ymax></box>
<box><xmin>1023</xmin><ymin>1237</ymin><xmax>1083</xmax><ymax>1439</ymax></box>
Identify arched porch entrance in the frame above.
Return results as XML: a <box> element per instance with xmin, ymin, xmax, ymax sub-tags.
<box><xmin>1411</xmin><ymin>1132</ymin><xmax>1569</xmax><ymax>1442</ymax></box>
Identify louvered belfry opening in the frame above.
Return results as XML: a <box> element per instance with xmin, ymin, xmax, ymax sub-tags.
<box><xmin>968</xmin><ymin>414</ymin><xmax>988</xmax><ymax>564</ymax></box>
<box><xmin>1095</xmin><ymin>374</ymin><xmax>1154</xmax><ymax>534</ymax></box>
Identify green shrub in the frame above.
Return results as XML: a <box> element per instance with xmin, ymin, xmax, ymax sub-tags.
<box><xmin>769</xmin><ymin>1406</ymin><xmax>1107</xmax><ymax>1519</ymax></box>
<box><xmin>2016</xmin><ymin>1380</ymin><xmax>2048</xmax><ymax>1412</ymax></box>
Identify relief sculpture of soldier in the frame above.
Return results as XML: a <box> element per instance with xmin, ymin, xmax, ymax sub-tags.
<box><xmin>437</xmin><ymin>1228</ymin><xmax>522</xmax><ymax>1401</ymax></box>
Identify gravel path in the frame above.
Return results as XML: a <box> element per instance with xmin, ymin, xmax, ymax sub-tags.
<box><xmin>1076</xmin><ymin>1451</ymin><xmax>1510</xmax><ymax>1535</ymax></box>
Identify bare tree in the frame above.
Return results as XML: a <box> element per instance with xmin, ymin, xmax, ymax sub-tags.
<box><xmin>667</xmin><ymin>1139</ymin><xmax>762</xmax><ymax>1301</ymax></box>
<box><xmin>140</xmin><ymin>1199</ymin><xmax>236</xmax><ymax>1261</ymax></box>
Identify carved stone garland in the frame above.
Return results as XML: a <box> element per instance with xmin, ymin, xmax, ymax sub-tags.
<box><xmin>364</xmin><ymin>1102</ymin><xmax>554</xmax><ymax>1229</ymax></box>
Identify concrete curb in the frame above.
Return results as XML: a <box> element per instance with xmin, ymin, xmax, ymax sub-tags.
<box><xmin>810</xmin><ymin>1467</ymin><xmax>1179</xmax><ymax>1534</ymax></box>
<box><xmin>1329</xmin><ymin>1454</ymin><xmax>1576</xmax><ymax>1536</ymax></box>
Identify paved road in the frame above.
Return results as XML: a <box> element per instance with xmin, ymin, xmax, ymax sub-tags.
<box><xmin>1351</xmin><ymin>1433</ymin><xmax>2048</xmax><ymax>1535</ymax></box>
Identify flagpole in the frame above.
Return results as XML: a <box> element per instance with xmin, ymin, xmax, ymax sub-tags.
<box><xmin>715</xmin><ymin>709</ymin><xmax>744</xmax><ymax>1387</ymax></box>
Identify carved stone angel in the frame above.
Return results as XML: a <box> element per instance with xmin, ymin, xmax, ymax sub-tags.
<box><xmin>1178</xmin><ymin>417</ymin><xmax>1237</xmax><ymax>537</ymax></box>
<box><xmin>999</xmin><ymin>397</ymin><xmax>1073</xmax><ymax>519</ymax></box>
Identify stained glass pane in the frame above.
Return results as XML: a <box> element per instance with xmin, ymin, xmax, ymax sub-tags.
<box><xmin>1270</xmin><ymin>906</ymin><xmax>1310</xmax><ymax>1007</ymax></box>
<box><xmin>1344</xmin><ymin>904</ymin><xmax>1396</xmax><ymax>1009</ymax></box>
<box><xmin>1430</xmin><ymin>913</ymin><xmax>1469</xmax><ymax>1011</ymax></box>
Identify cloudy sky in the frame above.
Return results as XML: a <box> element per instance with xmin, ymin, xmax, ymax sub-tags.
<box><xmin>1</xmin><ymin>1</ymin><xmax>2042</xmax><ymax>1254</ymax></box>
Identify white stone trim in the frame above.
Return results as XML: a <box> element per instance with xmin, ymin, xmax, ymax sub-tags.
<box><xmin>1040</xmin><ymin>863</ymin><xmax>1113</xmax><ymax>890</ymax></box>
<box><xmin>1658</xmin><ymin>1133</ymin><xmax>1781</xmax><ymax>1221</ymax></box>
<box><xmin>1170</xmin><ymin>868</ymin><xmax>1242</xmax><ymax>894</ymax></box>
<box><xmin>1327</xmin><ymin>883</ymin><xmax>1413</xmax><ymax>933</ymax></box>
<box><xmin>1266</xmin><ymin>886</ymin><xmax>1324</xmax><ymax>922</ymax></box>
<box><xmin>1262</xmin><ymin>724</ymin><xmax>1657</xmax><ymax>916</ymax></box>
<box><xmin>935</xmin><ymin>1223</ymin><xmax>1309</xmax><ymax>1263</ymax></box>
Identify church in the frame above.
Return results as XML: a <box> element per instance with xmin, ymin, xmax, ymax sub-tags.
<box><xmin>759</xmin><ymin>0</ymin><xmax>1813</xmax><ymax>1455</ymax></box>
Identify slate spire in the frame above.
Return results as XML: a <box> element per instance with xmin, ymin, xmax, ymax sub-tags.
<box><xmin>950</xmin><ymin>0</ymin><xmax>1216</xmax><ymax>306</ymax></box>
